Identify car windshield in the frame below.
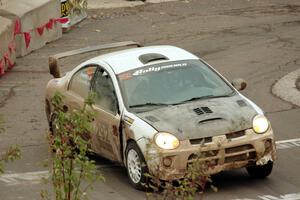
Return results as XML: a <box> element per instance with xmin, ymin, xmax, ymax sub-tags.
<box><xmin>118</xmin><ymin>59</ymin><xmax>235</xmax><ymax>112</ymax></box>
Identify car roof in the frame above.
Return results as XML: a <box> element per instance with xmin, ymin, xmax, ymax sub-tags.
<box><xmin>87</xmin><ymin>45</ymin><xmax>199</xmax><ymax>74</ymax></box>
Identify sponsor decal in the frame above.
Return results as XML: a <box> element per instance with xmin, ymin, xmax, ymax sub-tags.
<box><xmin>132</xmin><ymin>63</ymin><xmax>188</xmax><ymax>76</ymax></box>
<box><xmin>124</xmin><ymin>116</ymin><xmax>134</xmax><ymax>125</ymax></box>
<box><xmin>118</xmin><ymin>72</ymin><xmax>133</xmax><ymax>80</ymax></box>
<box><xmin>61</xmin><ymin>0</ymin><xmax>71</xmax><ymax>18</ymax></box>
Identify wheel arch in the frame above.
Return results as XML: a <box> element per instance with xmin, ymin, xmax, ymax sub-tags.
<box><xmin>124</xmin><ymin>138</ymin><xmax>137</xmax><ymax>166</ymax></box>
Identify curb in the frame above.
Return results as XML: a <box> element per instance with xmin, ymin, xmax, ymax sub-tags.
<box><xmin>272</xmin><ymin>68</ymin><xmax>300</xmax><ymax>107</ymax></box>
<box><xmin>87</xmin><ymin>0</ymin><xmax>178</xmax><ymax>9</ymax></box>
<box><xmin>0</xmin><ymin>16</ymin><xmax>16</xmax><ymax>76</ymax></box>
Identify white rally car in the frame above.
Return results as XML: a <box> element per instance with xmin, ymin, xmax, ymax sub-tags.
<box><xmin>45</xmin><ymin>41</ymin><xmax>277</xmax><ymax>190</ymax></box>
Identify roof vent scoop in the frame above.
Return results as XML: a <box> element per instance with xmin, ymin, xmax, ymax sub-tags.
<box><xmin>139</xmin><ymin>53</ymin><xmax>169</xmax><ymax>64</ymax></box>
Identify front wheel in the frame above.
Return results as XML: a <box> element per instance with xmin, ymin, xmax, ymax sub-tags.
<box><xmin>125</xmin><ymin>142</ymin><xmax>149</xmax><ymax>190</ymax></box>
<box><xmin>246</xmin><ymin>161</ymin><xmax>273</xmax><ymax>178</ymax></box>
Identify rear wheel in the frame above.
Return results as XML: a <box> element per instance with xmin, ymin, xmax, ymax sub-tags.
<box><xmin>246</xmin><ymin>161</ymin><xmax>273</xmax><ymax>178</ymax></box>
<box><xmin>125</xmin><ymin>141</ymin><xmax>149</xmax><ymax>190</ymax></box>
<box><xmin>49</xmin><ymin>113</ymin><xmax>58</xmax><ymax>135</ymax></box>
<box><xmin>48</xmin><ymin>114</ymin><xmax>58</xmax><ymax>152</ymax></box>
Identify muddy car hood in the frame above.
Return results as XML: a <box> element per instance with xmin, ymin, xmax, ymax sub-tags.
<box><xmin>136</xmin><ymin>95</ymin><xmax>258</xmax><ymax>140</ymax></box>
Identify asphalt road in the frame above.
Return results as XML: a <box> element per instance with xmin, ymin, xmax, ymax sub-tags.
<box><xmin>0</xmin><ymin>0</ymin><xmax>300</xmax><ymax>199</ymax></box>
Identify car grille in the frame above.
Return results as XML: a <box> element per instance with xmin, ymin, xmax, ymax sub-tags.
<box><xmin>188</xmin><ymin>150</ymin><xmax>219</xmax><ymax>160</ymax></box>
<box><xmin>190</xmin><ymin>137</ymin><xmax>213</xmax><ymax>145</ymax></box>
<box><xmin>224</xmin><ymin>151</ymin><xmax>256</xmax><ymax>163</ymax></box>
<box><xmin>225</xmin><ymin>130</ymin><xmax>245</xmax><ymax>140</ymax></box>
<box><xmin>188</xmin><ymin>143</ymin><xmax>256</xmax><ymax>165</ymax></box>
<box><xmin>225</xmin><ymin>144</ymin><xmax>253</xmax><ymax>154</ymax></box>
<box><xmin>190</xmin><ymin>130</ymin><xmax>246</xmax><ymax>146</ymax></box>
<box><xmin>224</xmin><ymin>144</ymin><xmax>256</xmax><ymax>163</ymax></box>
<box><xmin>189</xmin><ymin>130</ymin><xmax>246</xmax><ymax>146</ymax></box>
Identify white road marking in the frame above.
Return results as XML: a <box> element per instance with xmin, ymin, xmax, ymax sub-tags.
<box><xmin>0</xmin><ymin>163</ymin><xmax>116</xmax><ymax>185</ymax></box>
<box><xmin>272</xmin><ymin>67</ymin><xmax>300</xmax><ymax>107</ymax></box>
<box><xmin>275</xmin><ymin>138</ymin><xmax>300</xmax><ymax>150</ymax></box>
<box><xmin>233</xmin><ymin>192</ymin><xmax>300</xmax><ymax>200</ymax></box>
<box><xmin>0</xmin><ymin>170</ymin><xmax>48</xmax><ymax>185</ymax></box>
<box><xmin>0</xmin><ymin>138</ymin><xmax>299</xmax><ymax>185</ymax></box>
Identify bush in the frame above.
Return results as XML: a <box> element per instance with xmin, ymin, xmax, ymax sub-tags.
<box><xmin>42</xmin><ymin>92</ymin><xmax>104</xmax><ymax>200</ymax></box>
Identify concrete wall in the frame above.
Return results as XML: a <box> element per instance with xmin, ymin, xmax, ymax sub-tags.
<box><xmin>0</xmin><ymin>0</ymin><xmax>62</xmax><ymax>57</ymax></box>
<box><xmin>0</xmin><ymin>16</ymin><xmax>16</xmax><ymax>75</ymax></box>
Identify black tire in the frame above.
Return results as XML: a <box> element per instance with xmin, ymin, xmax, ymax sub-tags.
<box><xmin>246</xmin><ymin>161</ymin><xmax>273</xmax><ymax>179</ymax></box>
<box><xmin>48</xmin><ymin>114</ymin><xmax>58</xmax><ymax>152</ymax></box>
<box><xmin>125</xmin><ymin>141</ymin><xmax>149</xmax><ymax>190</ymax></box>
<box><xmin>49</xmin><ymin>113</ymin><xmax>57</xmax><ymax>134</ymax></box>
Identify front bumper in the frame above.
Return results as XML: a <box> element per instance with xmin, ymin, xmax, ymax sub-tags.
<box><xmin>145</xmin><ymin>128</ymin><xmax>277</xmax><ymax>180</ymax></box>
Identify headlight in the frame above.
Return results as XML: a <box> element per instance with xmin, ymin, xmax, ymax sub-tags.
<box><xmin>154</xmin><ymin>132</ymin><xmax>180</xmax><ymax>150</ymax></box>
<box><xmin>252</xmin><ymin>115</ymin><xmax>269</xmax><ymax>134</ymax></box>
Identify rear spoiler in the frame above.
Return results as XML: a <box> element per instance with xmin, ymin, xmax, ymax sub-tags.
<box><xmin>49</xmin><ymin>41</ymin><xmax>143</xmax><ymax>78</ymax></box>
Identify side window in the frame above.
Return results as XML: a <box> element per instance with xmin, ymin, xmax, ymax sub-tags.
<box><xmin>92</xmin><ymin>68</ymin><xmax>118</xmax><ymax>114</ymax></box>
<box><xmin>68</xmin><ymin>66</ymin><xmax>97</xmax><ymax>98</ymax></box>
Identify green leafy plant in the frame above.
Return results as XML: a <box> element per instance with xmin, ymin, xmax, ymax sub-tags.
<box><xmin>144</xmin><ymin>141</ymin><xmax>217</xmax><ymax>200</ymax></box>
<box><xmin>0</xmin><ymin>116</ymin><xmax>21</xmax><ymax>174</ymax></box>
<box><xmin>42</xmin><ymin>92</ymin><xmax>104</xmax><ymax>200</ymax></box>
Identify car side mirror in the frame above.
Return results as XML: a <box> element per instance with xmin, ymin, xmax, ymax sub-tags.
<box><xmin>231</xmin><ymin>78</ymin><xmax>247</xmax><ymax>91</ymax></box>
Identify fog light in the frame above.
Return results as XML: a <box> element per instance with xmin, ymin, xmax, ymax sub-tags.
<box><xmin>163</xmin><ymin>157</ymin><xmax>173</xmax><ymax>167</ymax></box>
<box><xmin>264</xmin><ymin>140</ymin><xmax>272</xmax><ymax>153</ymax></box>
